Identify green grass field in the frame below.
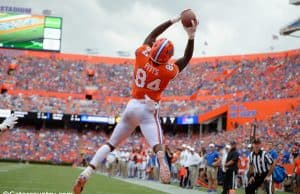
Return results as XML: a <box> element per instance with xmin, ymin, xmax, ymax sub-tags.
<box><xmin>0</xmin><ymin>162</ymin><xmax>166</xmax><ymax>194</ymax></box>
<box><xmin>0</xmin><ymin>25</ymin><xmax>44</xmax><ymax>49</ymax></box>
<box><xmin>0</xmin><ymin>162</ymin><xmax>292</xmax><ymax>194</ymax></box>
<box><xmin>0</xmin><ymin>13</ymin><xmax>44</xmax><ymax>49</ymax></box>
<box><xmin>0</xmin><ymin>25</ymin><xmax>44</xmax><ymax>42</ymax></box>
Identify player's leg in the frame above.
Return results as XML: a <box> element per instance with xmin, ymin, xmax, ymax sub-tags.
<box><xmin>139</xmin><ymin>109</ymin><xmax>170</xmax><ymax>183</ymax></box>
<box><xmin>73</xmin><ymin>102</ymin><xmax>137</xmax><ymax>194</ymax></box>
<box><xmin>89</xmin><ymin>120</ymin><xmax>136</xmax><ymax>174</ymax></box>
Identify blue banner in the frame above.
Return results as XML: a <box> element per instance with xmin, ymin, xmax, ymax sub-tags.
<box><xmin>176</xmin><ymin>115</ymin><xmax>198</xmax><ymax>125</ymax></box>
<box><xmin>80</xmin><ymin>115</ymin><xmax>109</xmax><ymax>123</ymax></box>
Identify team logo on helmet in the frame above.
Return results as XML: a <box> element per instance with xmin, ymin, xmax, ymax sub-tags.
<box><xmin>150</xmin><ymin>38</ymin><xmax>174</xmax><ymax>64</ymax></box>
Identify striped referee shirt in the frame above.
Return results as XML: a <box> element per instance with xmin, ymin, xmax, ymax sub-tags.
<box><xmin>249</xmin><ymin>150</ymin><xmax>274</xmax><ymax>175</ymax></box>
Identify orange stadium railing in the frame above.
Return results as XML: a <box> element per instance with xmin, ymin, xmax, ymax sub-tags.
<box><xmin>0</xmin><ymin>48</ymin><xmax>299</xmax><ymax>65</ymax></box>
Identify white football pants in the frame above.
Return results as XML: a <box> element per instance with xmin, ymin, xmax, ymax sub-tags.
<box><xmin>109</xmin><ymin>98</ymin><xmax>163</xmax><ymax>148</ymax></box>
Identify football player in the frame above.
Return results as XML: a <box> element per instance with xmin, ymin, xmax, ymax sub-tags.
<box><xmin>73</xmin><ymin>11</ymin><xmax>198</xmax><ymax>193</ymax></box>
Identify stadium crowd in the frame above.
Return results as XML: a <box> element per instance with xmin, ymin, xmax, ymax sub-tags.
<box><xmin>0</xmin><ymin>50</ymin><xmax>299</xmax><ymax>116</ymax></box>
<box><xmin>0</xmin><ymin>127</ymin><xmax>79</xmax><ymax>163</ymax></box>
<box><xmin>0</xmin><ymin>49</ymin><xmax>299</xmax><ymax>192</ymax></box>
<box><xmin>0</xmin><ymin>109</ymin><xmax>298</xmax><ymax>192</ymax></box>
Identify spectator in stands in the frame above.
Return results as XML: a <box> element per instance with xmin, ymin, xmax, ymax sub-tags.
<box><xmin>128</xmin><ymin>148</ymin><xmax>137</xmax><ymax>178</ymax></box>
<box><xmin>187</xmin><ymin>147</ymin><xmax>201</xmax><ymax>189</ymax></box>
<box><xmin>238</xmin><ymin>151</ymin><xmax>249</xmax><ymax>188</ymax></box>
<box><xmin>118</xmin><ymin>148</ymin><xmax>129</xmax><ymax>178</ymax></box>
<box><xmin>0</xmin><ymin>117</ymin><xmax>299</xmax><ymax>193</ymax></box>
<box><xmin>294</xmin><ymin>152</ymin><xmax>300</xmax><ymax>194</ymax></box>
<box><xmin>183</xmin><ymin>146</ymin><xmax>192</xmax><ymax>188</ymax></box>
<box><xmin>267</xmin><ymin>142</ymin><xmax>278</xmax><ymax>163</ymax></box>
<box><xmin>282</xmin><ymin>145</ymin><xmax>291</xmax><ymax>164</ymax></box>
<box><xmin>146</xmin><ymin>150</ymin><xmax>159</xmax><ymax>181</ymax></box>
<box><xmin>179</xmin><ymin>165</ymin><xmax>187</xmax><ymax>187</ymax></box>
<box><xmin>1</xmin><ymin>50</ymin><xmax>299</xmax><ymax>117</ymax></box>
<box><xmin>205</xmin><ymin>143</ymin><xmax>220</xmax><ymax>193</ymax></box>
<box><xmin>222</xmin><ymin>141</ymin><xmax>239</xmax><ymax>194</ymax></box>
<box><xmin>266</xmin><ymin>141</ymin><xmax>278</xmax><ymax>193</ymax></box>
<box><xmin>292</xmin><ymin>145</ymin><xmax>299</xmax><ymax>161</ymax></box>
<box><xmin>198</xmin><ymin>148</ymin><xmax>207</xmax><ymax>184</ymax></box>
<box><xmin>221</xmin><ymin>144</ymin><xmax>231</xmax><ymax>174</ymax></box>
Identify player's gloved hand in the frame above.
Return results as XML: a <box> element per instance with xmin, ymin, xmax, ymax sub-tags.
<box><xmin>0</xmin><ymin>114</ymin><xmax>18</xmax><ymax>132</ymax></box>
<box><xmin>184</xmin><ymin>19</ymin><xmax>198</xmax><ymax>39</ymax></box>
<box><xmin>170</xmin><ymin>15</ymin><xmax>181</xmax><ymax>24</ymax></box>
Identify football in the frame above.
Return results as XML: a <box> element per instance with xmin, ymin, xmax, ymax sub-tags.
<box><xmin>181</xmin><ymin>9</ymin><xmax>197</xmax><ymax>27</ymax></box>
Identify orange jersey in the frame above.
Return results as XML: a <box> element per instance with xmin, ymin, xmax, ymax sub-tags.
<box><xmin>238</xmin><ymin>156</ymin><xmax>249</xmax><ymax>170</ymax></box>
<box><xmin>132</xmin><ymin>45</ymin><xmax>179</xmax><ymax>102</ymax></box>
<box><xmin>136</xmin><ymin>153</ymin><xmax>143</xmax><ymax>164</ymax></box>
<box><xmin>295</xmin><ymin>156</ymin><xmax>300</xmax><ymax>175</ymax></box>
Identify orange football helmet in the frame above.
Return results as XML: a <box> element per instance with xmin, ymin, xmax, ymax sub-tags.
<box><xmin>150</xmin><ymin>38</ymin><xmax>174</xmax><ymax>64</ymax></box>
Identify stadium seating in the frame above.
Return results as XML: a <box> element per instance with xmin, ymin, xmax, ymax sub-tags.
<box><xmin>0</xmin><ymin>49</ymin><xmax>299</xmax><ymax>116</ymax></box>
<box><xmin>0</xmin><ymin>109</ymin><xmax>298</xmax><ymax>164</ymax></box>
<box><xmin>0</xmin><ymin>49</ymin><xmax>299</xmax><ymax>182</ymax></box>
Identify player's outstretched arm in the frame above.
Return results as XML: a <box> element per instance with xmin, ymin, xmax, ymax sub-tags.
<box><xmin>175</xmin><ymin>20</ymin><xmax>198</xmax><ymax>72</ymax></box>
<box><xmin>0</xmin><ymin>114</ymin><xmax>18</xmax><ymax>132</ymax></box>
<box><xmin>143</xmin><ymin>15</ymin><xmax>181</xmax><ymax>47</ymax></box>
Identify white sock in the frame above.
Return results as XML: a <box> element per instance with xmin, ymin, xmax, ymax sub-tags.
<box><xmin>91</xmin><ymin>144</ymin><xmax>111</xmax><ymax>167</ymax></box>
<box><xmin>81</xmin><ymin>144</ymin><xmax>111</xmax><ymax>179</ymax></box>
<box><xmin>81</xmin><ymin>166</ymin><xmax>94</xmax><ymax>179</ymax></box>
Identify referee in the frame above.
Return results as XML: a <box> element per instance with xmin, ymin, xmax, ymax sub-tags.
<box><xmin>246</xmin><ymin>138</ymin><xmax>275</xmax><ymax>194</ymax></box>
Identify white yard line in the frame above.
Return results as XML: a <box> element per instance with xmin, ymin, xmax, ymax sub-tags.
<box><xmin>88</xmin><ymin>168</ymin><xmax>206</xmax><ymax>194</ymax></box>
<box><xmin>113</xmin><ymin>177</ymin><xmax>206</xmax><ymax>194</ymax></box>
<box><xmin>0</xmin><ymin>163</ymin><xmax>29</xmax><ymax>172</ymax></box>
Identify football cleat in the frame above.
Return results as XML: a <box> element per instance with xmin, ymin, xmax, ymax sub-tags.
<box><xmin>157</xmin><ymin>151</ymin><xmax>171</xmax><ymax>184</ymax></box>
<box><xmin>73</xmin><ymin>174</ymin><xmax>87</xmax><ymax>194</ymax></box>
